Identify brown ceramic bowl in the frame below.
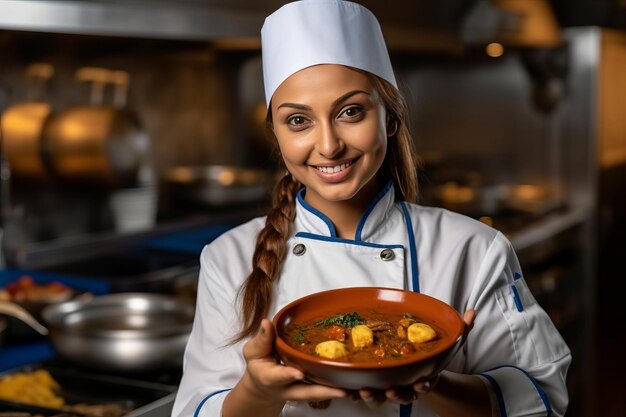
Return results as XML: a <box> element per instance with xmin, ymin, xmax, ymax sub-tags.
<box><xmin>272</xmin><ymin>287</ymin><xmax>465</xmax><ymax>390</ymax></box>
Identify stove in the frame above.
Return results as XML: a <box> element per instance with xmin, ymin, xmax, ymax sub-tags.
<box><xmin>0</xmin><ymin>357</ymin><xmax>179</xmax><ymax>416</ymax></box>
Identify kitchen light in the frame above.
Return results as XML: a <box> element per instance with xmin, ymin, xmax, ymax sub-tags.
<box><xmin>486</xmin><ymin>42</ymin><xmax>505</xmax><ymax>57</ymax></box>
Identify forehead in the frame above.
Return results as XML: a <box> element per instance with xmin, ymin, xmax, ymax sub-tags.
<box><xmin>271</xmin><ymin>64</ymin><xmax>374</xmax><ymax>109</ymax></box>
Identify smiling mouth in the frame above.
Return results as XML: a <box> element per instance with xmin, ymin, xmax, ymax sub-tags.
<box><xmin>314</xmin><ymin>160</ymin><xmax>354</xmax><ymax>174</ymax></box>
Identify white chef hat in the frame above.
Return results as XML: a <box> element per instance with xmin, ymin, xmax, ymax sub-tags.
<box><xmin>261</xmin><ymin>0</ymin><xmax>397</xmax><ymax>106</ymax></box>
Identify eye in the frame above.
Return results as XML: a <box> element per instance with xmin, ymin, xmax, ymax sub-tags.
<box><xmin>287</xmin><ymin>114</ymin><xmax>309</xmax><ymax>129</ymax></box>
<box><xmin>287</xmin><ymin>114</ymin><xmax>309</xmax><ymax>126</ymax></box>
<box><xmin>338</xmin><ymin>105</ymin><xmax>364</xmax><ymax>120</ymax></box>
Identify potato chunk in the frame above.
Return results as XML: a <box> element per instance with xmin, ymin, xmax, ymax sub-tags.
<box><xmin>315</xmin><ymin>340</ymin><xmax>348</xmax><ymax>359</ymax></box>
<box><xmin>407</xmin><ymin>323</ymin><xmax>437</xmax><ymax>343</ymax></box>
<box><xmin>351</xmin><ymin>324</ymin><xmax>374</xmax><ymax>349</ymax></box>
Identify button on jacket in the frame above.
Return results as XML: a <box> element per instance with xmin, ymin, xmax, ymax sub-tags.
<box><xmin>172</xmin><ymin>182</ymin><xmax>571</xmax><ymax>417</ymax></box>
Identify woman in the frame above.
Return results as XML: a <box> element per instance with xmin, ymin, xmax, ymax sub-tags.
<box><xmin>172</xmin><ymin>1</ymin><xmax>571</xmax><ymax>416</ymax></box>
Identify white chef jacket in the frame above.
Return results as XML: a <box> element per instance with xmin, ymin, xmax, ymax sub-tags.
<box><xmin>172</xmin><ymin>181</ymin><xmax>571</xmax><ymax>417</ymax></box>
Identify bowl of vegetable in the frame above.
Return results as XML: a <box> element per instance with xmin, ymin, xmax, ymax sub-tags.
<box><xmin>272</xmin><ymin>287</ymin><xmax>465</xmax><ymax>390</ymax></box>
<box><xmin>0</xmin><ymin>275</ymin><xmax>73</xmax><ymax>342</ymax></box>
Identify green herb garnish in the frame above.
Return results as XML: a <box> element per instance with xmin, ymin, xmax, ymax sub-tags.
<box><xmin>293</xmin><ymin>331</ymin><xmax>306</xmax><ymax>345</ymax></box>
<box><xmin>315</xmin><ymin>312</ymin><xmax>364</xmax><ymax>328</ymax></box>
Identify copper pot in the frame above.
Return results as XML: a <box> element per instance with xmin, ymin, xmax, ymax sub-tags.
<box><xmin>0</xmin><ymin>63</ymin><xmax>54</xmax><ymax>180</ymax></box>
<box><xmin>41</xmin><ymin>67</ymin><xmax>149</xmax><ymax>187</ymax></box>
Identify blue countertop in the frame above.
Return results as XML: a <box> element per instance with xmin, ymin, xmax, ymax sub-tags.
<box><xmin>143</xmin><ymin>223</ymin><xmax>235</xmax><ymax>255</ymax></box>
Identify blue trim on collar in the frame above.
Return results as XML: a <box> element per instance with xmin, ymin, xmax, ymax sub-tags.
<box><xmin>296</xmin><ymin>232</ymin><xmax>403</xmax><ymax>249</ymax></box>
<box><xmin>484</xmin><ymin>365</ymin><xmax>552</xmax><ymax>416</ymax></box>
<box><xmin>400</xmin><ymin>403</ymin><xmax>412</xmax><ymax>417</ymax></box>
<box><xmin>296</xmin><ymin>188</ymin><xmax>337</xmax><ymax>237</ymax></box>
<box><xmin>355</xmin><ymin>180</ymin><xmax>394</xmax><ymax>241</ymax></box>
<box><xmin>194</xmin><ymin>388</ymin><xmax>231</xmax><ymax>417</ymax></box>
<box><xmin>400</xmin><ymin>202</ymin><xmax>419</xmax><ymax>293</ymax></box>
<box><xmin>478</xmin><ymin>373</ymin><xmax>508</xmax><ymax>417</ymax></box>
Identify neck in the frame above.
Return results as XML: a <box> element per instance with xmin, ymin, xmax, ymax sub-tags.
<box><xmin>304</xmin><ymin>178</ymin><xmax>383</xmax><ymax>239</ymax></box>
<box><xmin>323</xmin><ymin>200</ymin><xmax>366</xmax><ymax>239</ymax></box>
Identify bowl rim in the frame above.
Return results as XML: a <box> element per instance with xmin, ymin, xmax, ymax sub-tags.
<box><xmin>272</xmin><ymin>286</ymin><xmax>465</xmax><ymax>370</ymax></box>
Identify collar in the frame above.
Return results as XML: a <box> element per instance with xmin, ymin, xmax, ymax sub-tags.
<box><xmin>293</xmin><ymin>180</ymin><xmax>396</xmax><ymax>241</ymax></box>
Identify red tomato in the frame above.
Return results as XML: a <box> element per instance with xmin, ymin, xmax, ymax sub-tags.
<box><xmin>325</xmin><ymin>325</ymin><xmax>346</xmax><ymax>342</ymax></box>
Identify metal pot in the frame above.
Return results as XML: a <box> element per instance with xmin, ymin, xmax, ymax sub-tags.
<box><xmin>41</xmin><ymin>67</ymin><xmax>149</xmax><ymax>188</ymax></box>
<box><xmin>163</xmin><ymin>165</ymin><xmax>273</xmax><ymax>207</ymax></box>
<box><xmin>0</xmin><ymin>63</ymin><xmax>54</xmax><ymax>180</ymax></box>
<box><xmin>41</xmin><ymin>293</ymin><xmax>194</xmax><ymax>372</ymax></box>
<box><xmin>428</xmin><ymin>182</ymin><xmax>508</xmax><ymax>217</ymax></box>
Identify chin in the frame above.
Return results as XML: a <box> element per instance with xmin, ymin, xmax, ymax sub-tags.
<box><xmin>316</xmin><ymin>184</ymin><xmax>363</xmax><ymax>202</ymax></box>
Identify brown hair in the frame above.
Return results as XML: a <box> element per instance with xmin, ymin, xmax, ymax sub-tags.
<box><xmin>232</xmin><ymin>72</ymin><xmax>420</xmax><ymax>343</ymax></box>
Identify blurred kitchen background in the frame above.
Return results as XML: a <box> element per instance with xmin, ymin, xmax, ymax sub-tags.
<box><xmin>0</xmin><ymin>0</ymin><xmax>625</xmax><ymax>416</ymax></box>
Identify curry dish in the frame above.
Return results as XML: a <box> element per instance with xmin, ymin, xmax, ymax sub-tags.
<box><xmin>284</xmin><ymin>311</ymin><xmax>443</xmax><ymax>362</ymax></box>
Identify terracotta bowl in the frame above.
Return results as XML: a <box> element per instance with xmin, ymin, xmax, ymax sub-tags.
<box><xmin>272</xmin><ymin>287</ymin><xmax>465</xmax><ymax>390</ymax></box>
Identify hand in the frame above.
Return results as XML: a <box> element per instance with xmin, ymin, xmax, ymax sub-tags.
<box><xmin>241</xmin><ymin>319</ymin><xmax>347</xmax><ymax>406</ymax></box>
<box><xmin>355</xmin><ymin>309</ymin><xmax>477</xmax><ymax>409</ymax></box>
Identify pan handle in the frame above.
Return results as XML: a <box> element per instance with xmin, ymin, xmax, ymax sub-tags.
<box><xmin>0</xmin><ymin>301</ymin><xmax>48</xmax><ymax>335</ymax></box>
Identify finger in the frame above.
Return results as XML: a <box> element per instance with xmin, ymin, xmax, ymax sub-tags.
<box><xmin>359</xmin><ymin>389</ymin><xmax>386</xmax><ymax>408</ymax></box>
<box><xmin>347</xmin><ymin>390</ymin><xmax>361</xmax><ymax>402</ymax></box>
<box><xmin>414</xmin><ymin>379</ymin><xmax>433</xmax><ymax>394</ymax></box>
<box><xmin>251</xmin><ymin>362</ymin><xmax>304</xmax><ymax>386</ymax></box>
<box><xmin>283</xmin><ymin>383</ymin><xmax>347</xmax><ymax>402</ymax></box>
<box><xmin>243</xmin><ymin>319</ymin><xmax>276</xmax><ymax>360</ymax></box>
<box><xmin>385</xmin><ymin>387</ymin><xmax>416</xmax><ymax>404</ymax></box>
<box><xmin>463</xmin><ymin>309</ymin><xmax>476</xmax><ymax>330</ymax></box>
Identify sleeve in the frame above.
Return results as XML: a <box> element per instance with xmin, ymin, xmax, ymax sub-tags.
<box><xmin>464</xmin><ymin>232</ymin><xmax>572</xmax><ymax>417</ymax></box>
<box><xmin>171</xmin><ymin>245</ymin><xmax>247</xmax><ymax>417</ymax></box>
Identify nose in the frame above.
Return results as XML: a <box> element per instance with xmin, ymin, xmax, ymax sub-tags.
<box><xmin>315</xmin><ymin>121</ymin><xmax>344</xmax><ymax>158</ymax></box>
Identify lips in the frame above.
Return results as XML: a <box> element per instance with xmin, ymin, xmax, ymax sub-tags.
<box><xmin>311</xmin><ymin>158</ymin><xmax>357</xmax><ymax>183</ymax></box>
<box><xmin>315</xmin><ymin>160</ymin><xmax>353</xmax><ymax>173</ymax></box>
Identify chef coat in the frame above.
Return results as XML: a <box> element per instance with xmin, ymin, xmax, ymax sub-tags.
<box><xmin>172</xmin><ymin>182</ymin><xmax>571</xmax><ymax>417</ymax></box>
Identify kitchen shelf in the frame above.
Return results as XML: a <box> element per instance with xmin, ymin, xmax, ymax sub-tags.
<box><xmin>9</xmin><ymin>206</ymin><xmax>261</xmax><ymax>269</ymax></box>
<box><xmin>508</xmin><ymin>206</ymin><xmax>589</xmax><ymax>252</ymax></box>
<box><xmin>0</xmin><ymin>0</ymin><xmax>264</xmax><ymax>41</ymax></box>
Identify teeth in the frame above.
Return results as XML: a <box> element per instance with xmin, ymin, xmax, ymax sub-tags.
<box><xmin>316</xmin><ymin>161</ymin><xmax>352</xmax><ymax>173</ymax></box>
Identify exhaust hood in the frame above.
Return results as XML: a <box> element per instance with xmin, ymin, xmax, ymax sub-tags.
<box><xmin>0</xmin><ymin>0</ymin><xmax>266</xmax><ymax>41</ymax></box>
<box><xmin>0</xmin><ymin>0</ymin><xmax>564</xmax><ymax>53</ymax></box>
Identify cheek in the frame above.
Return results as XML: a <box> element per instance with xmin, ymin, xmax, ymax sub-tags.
<box><xmin>275</xmin><ymin>133</ymin><xmax>310</xmax><ymax>164</ymax></box>
<box><xmin>350</xmin><ymin>120</ymin><xmax>387</xmax><ymax>154</ymax></box>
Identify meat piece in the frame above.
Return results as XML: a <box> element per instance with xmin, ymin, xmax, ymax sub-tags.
<box><xmin>365</xmin><ymin>320</ymin><xmax>392</xmax><ymax>332</ymax></box>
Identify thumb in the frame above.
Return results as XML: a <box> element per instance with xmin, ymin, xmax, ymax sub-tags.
<box><xmin>463</xmin><ymin>309</ymin><xmax>476</xmax><ymax>331</ymax></box>
<box><xmin>244</xmin><ymin>319</ymin><xmax>276</xmax><ymax>360</ymax></box>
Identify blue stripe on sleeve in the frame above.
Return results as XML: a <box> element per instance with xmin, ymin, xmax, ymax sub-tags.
<box><xmin>194</xmin><ymin>389</ymin><xmax>231</xmax><ymax>417</ymax></box>
<box><xmin>484</xmin><ymin>365</ymin><xmax>552</xmax><ymax>416</ymax></box>
<box><xmin>511</xmin><ymin>284</ymin><xmax>524</xmax><ymax>312</ymax></box>
<box><xmin>478</xmin><ymin>373</ymin><xmax>508</xmax><ymax>417</ymax></box>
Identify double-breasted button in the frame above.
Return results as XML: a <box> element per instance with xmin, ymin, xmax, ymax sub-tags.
<box><xmin>293</xmin><ymin>243</ymin><xmax>306</xmax><ymax>256</ymax></box>
<box><xmin>380</xmin><ymin>248</ymin><xmax>395</xmax><ymax>261</ymax></box>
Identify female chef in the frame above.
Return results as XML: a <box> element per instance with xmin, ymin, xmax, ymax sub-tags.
<box><xmin>172</xmin><ymin>1</ymin><xmax>571</xmax><ymax>416</ymax></box>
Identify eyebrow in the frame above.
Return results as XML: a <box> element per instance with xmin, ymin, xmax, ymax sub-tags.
<box><xmin>276</xmin><ymin>89</ymin><xmax>370</xmax><ymax>111</ymax></box>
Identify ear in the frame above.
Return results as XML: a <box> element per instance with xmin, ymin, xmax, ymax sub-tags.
<box><xmin>386</xmin><ymin>115</ymin><xmax>398</xmax><ymax>137</ymax></box>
